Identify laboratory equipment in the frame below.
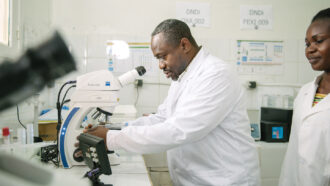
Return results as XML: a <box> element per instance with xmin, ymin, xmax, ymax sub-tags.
<box><xmin>40</xmin><ymin>144</ymin><xmax>58</xmax><ymax>164</ymax></box>
<box><xmin>110</xmin><ymin>105</ymin><xmax>137</xmax><ymax>124</ymax></box>
<box><xmin>17</xmin><ymin>127</ymin><xmax>26</xmax><ymax>144</ymax></box>
<box><xmin>262</xmin><ymin>94</ymin><xmax>294</xmax><ymax>109</ymax></box>
<box><xmin>260</xmin><ymin>107</ymin><xmax>293</xmax><ymax>142</ymax></box>
<box><xmin>101</xmin><ymin>105</ymin><xmax>137</xmax><ymax>130</ymax></box>
<box><xmin>78</xmin><ymin>133</ymin><xmax>112</xmax><ymax>186</ymax></box>
<box><xmin>0</xmin><ymin>31</ymin><xmax>84</xmax><ymax>186</ymax></box>
<box><xmin>282</xmin><ymin>95</ymin><xmax>294</xmax><ymax>109</ymax></box>
<box><xmin>0</xmin><ymin>31</ymin><xmax>76</xmax><ymax>112</ymax></box>
<box><xmin>59</xmin><ymin>66</ymin><xmax>146</xmax><ymax>168</ymax></box>
<box><xmin>2</xmin><ymin>127</ymin><xmax>10</xmax><ymax>144</ymax></box>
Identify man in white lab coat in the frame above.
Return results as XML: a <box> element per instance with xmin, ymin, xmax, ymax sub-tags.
<box><xmin>84</xmin><ymin>19</ymin><xmax>260</xmax><ymax>186</ymax></box>
<box><xmin>279</xmin><ymin>8</ymin><xmax>330</xmax><ymax>186</ymax></box>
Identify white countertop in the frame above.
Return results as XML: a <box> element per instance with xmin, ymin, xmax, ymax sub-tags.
<box><xmin>56</xmin><ymin>149</ymin><xmax>152</xmax><ymax>186</ymax></box>
<box><xmin>0</xmin><ymin>144</ymin><xmax>152</xmax><ymax>186</ymax></box>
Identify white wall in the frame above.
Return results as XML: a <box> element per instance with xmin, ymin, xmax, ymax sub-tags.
<box><xmin>49</xmin><ymin>0</ymin><xmax>329</xmax><ymax>114</ymax></box>
<box><xmin>0</xmin><ymin>0</ymin><xmax>21</xmax><ymax>59</ymax></box>
<box><xmin>0</xmin><ymin>0</ymin><xmax>329</xmax><ymax>130</ymax></box>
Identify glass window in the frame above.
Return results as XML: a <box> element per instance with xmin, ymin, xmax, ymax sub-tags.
<box><xmin>0</xmin><ymin>0</ymin><xmax>9</xmax><ymax>46</ymax></box>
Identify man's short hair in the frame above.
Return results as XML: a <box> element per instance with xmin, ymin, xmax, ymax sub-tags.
<box><xmin>151</xmin><ymin>19</ymin><xmax>198</xmax><ymax>48</ymax></box>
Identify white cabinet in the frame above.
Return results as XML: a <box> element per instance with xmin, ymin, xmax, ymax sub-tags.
<box><xmin>256</xmin><ymin>142</ymin><xmax>288</xmax><ymax>186</ymax></box>
<box><xmin>143</xmin><ymin>142</ymin><xmax>288</xmax><ymax>186</ymax></box>
<box><xmin>143</xmin><ymin>153</ymin><xmax>172</xmax><ymax>186</ymax></box>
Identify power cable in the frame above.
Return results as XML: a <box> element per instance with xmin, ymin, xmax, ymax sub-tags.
<box><xmin>55</xmin><ymin>80</ymin><xmax>76</xmax><ymax>167</ymax></box>
<box><xmin>16</xmin><ymin>105</ymin><xmax>26</xmax><ymax>129</ymax></box>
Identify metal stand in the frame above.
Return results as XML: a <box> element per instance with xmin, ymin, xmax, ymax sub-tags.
<box><xmin>84</xmin><ymin>168</ymin><xmax>113</xmax><ymax>186</ymax></box>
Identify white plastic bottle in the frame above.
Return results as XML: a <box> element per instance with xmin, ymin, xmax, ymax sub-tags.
<box><xmin>17</xmin><ymin>127</ymin><xmax>26</xmax><ymax>144</ymax></box>
<box><xmin>26</xmin><ymin>124</ymin><xmax>34</xmax><ymax>144</ymax></box>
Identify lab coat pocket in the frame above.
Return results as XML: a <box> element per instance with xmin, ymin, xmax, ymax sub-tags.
<box><xmin>298</xmin><ymin>113</ymin><xmax>329</xmax><ymax>164</ymax></box>
<box><xmin>298</xmin><ymin>121</ymin><xmax>319</xmax><ymax>164</ymax></box>
<box><xmin>189</xmin><ymin>169</ymin><xmax>231</xmax><ymax>186</ymax></box>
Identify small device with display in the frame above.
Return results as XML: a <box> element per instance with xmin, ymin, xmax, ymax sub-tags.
<box><xmin>260</xmin><ymin>107</ymin><xmax>293</xmax><ymax>142</ymax></box>
<box><xmin>78</xmin><ymin>133</ymin><xmax>112</xmax><ymax>186</ymax></box>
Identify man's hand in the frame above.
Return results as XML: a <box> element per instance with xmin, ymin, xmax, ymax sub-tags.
<box><xmin>83</xmin><ymin>124</ymin><xmax>109</xmax><ymax>142</ymax></box>
<box><xmin>74</xmin><ymin>124</ymin><xmax>109</xmax><ymax>151</ymax></box>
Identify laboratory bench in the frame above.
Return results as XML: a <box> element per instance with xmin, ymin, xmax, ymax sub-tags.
<box><xmin>0</xmin><ymin>143</ymin><xmax>152</xmax><ymax>186</ymax></box>
<box><xmin>0</xmin><ymin>140</ymin><xmax>287</xmax><ymax>186</ymax></box>
<box><xmin>55</xmin><ymin>149</ymin><xmax>152</xmax><ymax>186</ymax></box>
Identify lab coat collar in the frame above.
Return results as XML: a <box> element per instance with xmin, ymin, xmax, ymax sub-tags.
<box><xmin>177</xmin><ymin>46</ymin><xmax>205</xmax><ymax>83</ymax></box>
<box><xmin>301</xmin><ymin>74</ymin><xmax>330</xmax><ymax>120</ymax></box>
<box><xmin>168</xmin><ymin>47</ymin><xmax>205</xmax><ymax>109</ymax></box>
<box><xmin>313</xmin><ymin>75</ymin><xmax>323</xmax><ymax>88</ymax></box>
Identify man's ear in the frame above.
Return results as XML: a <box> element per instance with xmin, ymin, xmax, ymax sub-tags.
<box><xmin>180</xmin><ymin>38</ymin><xmax>192</xmax><ymax>54</ymax></box>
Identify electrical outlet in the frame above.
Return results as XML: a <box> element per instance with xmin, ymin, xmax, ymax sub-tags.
<box><xmin>134</xmin><ymin>79</ymin><xmax>143</xmax><ymax>87</ymax></box>
<box><xmin>248</xmin><ymin>81</ymin><xmax>257</xmax><ymax>89</ymax></box>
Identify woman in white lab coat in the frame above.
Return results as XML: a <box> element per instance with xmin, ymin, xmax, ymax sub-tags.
<box><xmin>279</xmin><ymin>8</ymin><xmax>330</xmax><ymax>186</ymax></box>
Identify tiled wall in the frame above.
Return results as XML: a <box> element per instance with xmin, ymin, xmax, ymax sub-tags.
<box><xmin>0</xmin><ymin>0</ymin><xmax>329</xmax><ymax>130</ymax></box>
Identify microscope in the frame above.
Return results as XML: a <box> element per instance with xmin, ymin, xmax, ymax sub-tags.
<box><xmin>58</xmin><ymin>66</ymin><xmax>146</xmax><ymax>168</ymax></box>
<box><xmin>0</xmin><ymin>32</ymin><xmax>91</xmax><ymax>186</ymax></box>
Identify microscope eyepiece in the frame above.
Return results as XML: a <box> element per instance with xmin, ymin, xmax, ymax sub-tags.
<box><xmin>135</xmin><ymin>66</ymin><xmax>146</xmax><ymax>76</ymax></box>
<box><xmin>118</xmin><ymin>66</ymin><xmax>146</xmax><ymax>87</ymax></box>
<box><xmin>0</xmin><ymin>31</ymin><xmax>76</xmax><ymax>112</ymax></box>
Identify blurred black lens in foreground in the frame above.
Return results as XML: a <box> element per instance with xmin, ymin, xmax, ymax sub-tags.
<box><xmin>0</xmin><ymin>31</ymin><xmax>76</xmax><ymax>111</ymax></box>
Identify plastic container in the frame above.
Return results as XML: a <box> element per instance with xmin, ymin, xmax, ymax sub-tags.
<box><xmin>2</xmin><ymin>127</ymin><xmax>10</xmax><ymax>144</ymax></box>
<box><xmin>17</xmin><ymin>127</ymin><xmax>26</xmax><ymax>144</ymax></box>
<box><xmin>26</xmin><ymin>124</ymin><xmax>34</xmax><ymax>144</ymax></box>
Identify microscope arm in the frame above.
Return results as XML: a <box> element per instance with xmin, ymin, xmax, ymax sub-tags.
<box><xmin>59</xmin><ymin>90</ymin><xmax>119</xmax><ymax>168</ymax></box>
<box><xmin>59</xmin><ymin>66</ymin><xmax>146</xmax><ymax>168</ymax></box>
